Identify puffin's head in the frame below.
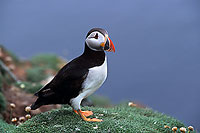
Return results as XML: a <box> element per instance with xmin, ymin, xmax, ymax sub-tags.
<box><xmin>85</xmin><ymin>28</ymin><xmax>115</xmax><ymax>52</ymax></box>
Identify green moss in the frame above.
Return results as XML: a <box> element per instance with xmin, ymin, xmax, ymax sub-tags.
<box><xmin>89</xmin><ymin>95</ymin><xmax>112</xmax><ymax>107</ymax></box>
<box><xmin>0</xmin><ymin>119</ymin><xmax>16</xmax><ymax>132</ymax></box>
<box><xmin>0</xmin><ymin>92</ymin><xmax>6</xmax><ymax>113</ymax></box>
<box><xmin>0</xmin><ymin>70</ymin><xmax>13</xmax><ymax>86</ymax></box>
<box><xmin>26</xmin><ymin>54</ymin><xmax>62</xmax><ymax>83</ymax></box>
<box><xmin>14</xmin><ymin>104</ymin><xmax>185</xmax><ymax>133</ymax></box>
<box><xmin>7</xmin><ymin>51</ymin><xmax>20</xmax><ymax>64</ymax></box>
<box><xmin>30</xmin><ymin>54</ymin><xmax>61</xmax><ymax>71</ymax></box>
<box><xmin>0</xmin><ymin>45</ymin><xmax>20</xmax><ymax>64</ymax></box>
<box><xmin>26</xmin><ymin>67</ymin><xmax>47</xmax><ymax>83</ymax></box>
<box><xmin>16</xmin><ymin>81</ymin><xmax>43</xmax><ymax>94</ymax></box>
<box><xmin>0</xmin><ymin>74</ymin><xmax>2</xmax><ymax>90</ymax></box>
<box><xmin>0</xmin><ymin>65</ymin><xmax>7</xmax><ymax>113</ymax></box>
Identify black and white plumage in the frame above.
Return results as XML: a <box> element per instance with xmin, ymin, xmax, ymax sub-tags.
<box><xmin>31</xmin><ymin>28</ymin><xmax>115</xmax><ymax>122</ymax></box>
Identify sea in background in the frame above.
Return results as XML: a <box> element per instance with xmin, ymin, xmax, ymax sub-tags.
<box><xmin>1</xmin><ymin>0</ymin><xmax>200</xmax><ymax>129</ymax></box>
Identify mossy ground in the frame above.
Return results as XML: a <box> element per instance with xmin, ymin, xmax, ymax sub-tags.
<box><xmin>1</xmin><ymin>104</ymin><xmax>186</xmax><ymax>133</ymax></box>
<box><xmin>0</xmin><ymin>119</ymin><xmax>16</xmax><ymax>133</ymax></box>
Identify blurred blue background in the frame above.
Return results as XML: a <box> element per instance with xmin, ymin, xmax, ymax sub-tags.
<box><xmin>1</xmin><ymin>0</ymin><xmax>200</xmax><ymax>129</ymax></box>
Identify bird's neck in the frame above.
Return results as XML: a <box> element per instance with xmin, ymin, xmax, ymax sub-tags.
<box><xmin>82</xmin><ymin>43</ymin><xmax>106</xmax><ymax>66</ymax></box>
<box><xmin>83</xmin><ymin>43</ymin><xmax>105</xmax><ymax>57</ymax></box>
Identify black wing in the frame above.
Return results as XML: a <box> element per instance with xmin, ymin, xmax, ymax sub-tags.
<box><xmin>34</xmin><ymin>57</ymin><xmax>89</xmax><ymax>102</ymax></box>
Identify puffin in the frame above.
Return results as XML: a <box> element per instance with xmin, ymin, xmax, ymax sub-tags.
<box><xmin>31</xmin><ymin>28</ymin><xmax>115</xmax><ymax>122</ymax></box>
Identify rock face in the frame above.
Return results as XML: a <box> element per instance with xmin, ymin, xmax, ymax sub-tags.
<box><xmin>2</xmin><ymin>85</ymin><xmax>61</xmax><ymax>123</ymax></box>
<box><xmin>0</xmin><ymin>46</ymin><xmax>64</xmax><ymax>123</ymax></box>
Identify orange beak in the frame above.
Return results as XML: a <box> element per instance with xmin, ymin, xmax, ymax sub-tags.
<box><xmin>107</xmin><ymin>37</ymin><xmax>115</xmax><ymax>52</ymax></box>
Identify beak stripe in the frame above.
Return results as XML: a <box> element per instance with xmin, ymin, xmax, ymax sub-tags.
<box><xmin>108</xmin><ymin>37</ymin><xmax>115</xmax><ymax>52</ymax></box>
<box><xmin>104</xmin><ymin>39</ymin><xmax>110</xmax><ymax>50</ymax></box>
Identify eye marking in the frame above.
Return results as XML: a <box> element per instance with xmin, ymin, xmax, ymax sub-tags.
<box><xmin>94</xmin><ymin>33</ymin><xmax>98</xmax><ymax>39</ymax></box>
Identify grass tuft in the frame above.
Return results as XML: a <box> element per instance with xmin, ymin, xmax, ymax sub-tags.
<box><xmin>0</xmin><ymin>92</ymin><xmax>6</xmax><ymax>113</ymax></box>
<box><xmin>12</xmin><ymin>104</ymin><xmax>185</xmax><ymax>133</ymax></box>
<box><xmin>30</xmin><ymin>54</ymin><xmax>61</xmax><ymax>71</ymax></box>
<box><xmin>26</xmin><ymin>67</ymin><xmax>47</xmax><ymax>83</ymax></box>
<box><xmin>0</xmin><ymin>119</ymin><xmax>16</xmax><ymax>132</ymax></box>
<box><xmin>15</xmin><ymin>81</ymin><xmax>43</xmax><ymax>94</ymax></box>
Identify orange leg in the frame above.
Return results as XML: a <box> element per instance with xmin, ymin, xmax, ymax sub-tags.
<box><xmin>73</xmin><ymin>109</ymin><xmax>93</xmax><ymax>117</ymax></box>
<box><xmin>73</xmin><ymin>109</ymin><xmax>103</xmax><ymax>122</ymax></box>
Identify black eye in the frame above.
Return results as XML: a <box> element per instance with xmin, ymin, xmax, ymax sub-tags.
<box><xmin>94</xmin><ymin>33</ymin><xmax>98</xmax><ymax>39</ymax></box>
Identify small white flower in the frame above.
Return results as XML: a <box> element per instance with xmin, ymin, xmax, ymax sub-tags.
<box><xmin>188</xmin><ymin>126</ymin><xmax>194</xmax><ymax>131</ymax></box>
<box><xmin>53</xmin><ymin>125</ymin><xmax>62</xmax><ymax>128</ymax></box>
<box><xmin>20</xmin><ymin>84</ymin><xmax>25</xmax><ymax>88</ymax></box>
<box><xmin>180</xmin><ymin>127</ymin><xmax>186</xmax><ymax>132</ymax></box>
<box><xmin>10</xmin><ymin>103</ymin><xmax>16</xmax><ymax>109</ymax></box>
<box><xmin>103</xmin><ymin>110</ymin><xmax>108</xmax><ymax>114</ymax></box>
<box><xmin>164</xmin><ymin>125</ymin><xmax>170</xmax><ymax>128</ymax></box>
<box><xmin>111</xmin><ymin>113</ymin><xmax>118</xmax><ymax>115</ymax></box>
<box><xmin>93</xmin><ymin>125</ymin><xmax>98</xmax><ymax>129</ymax></box>
<box><xmin>19</xmin><ymin>117</ymin><xmax>25</xmax><ymax>122</ymax></box>
<box><xmin>99</xmin><ymin>114</ymin><xmax>104</xmax><ymax>116</ymax></box>
<box><xmin>25</xmin><ymin>106</ymin><xmax>31</xmax><ymax>112</ymax></box>
<box><xmin>11</xmin><ymin>118</ymin><xmax>17</xmax><ymax>122</ymax></box>
<box><xmin>128</xmin><ymin>102</ymin><xmax>137</xmax><ymax>107</ymax></box>
<box><xmin>75</xmin><ymin>127</ymin><xmax>80</xmax><ymax>131</ymax></box>
<box><xmin>172</xmin><ymin>127</ymin><xmax>177</xmax><ymax>132</ymax></box>
<box><xmin>25</xmin><ymin>114</ymin><xmax>31</xmax><ymax>119</ymax></box>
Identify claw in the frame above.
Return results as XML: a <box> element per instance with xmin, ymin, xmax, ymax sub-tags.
<box><xmin>73</xmin><ymin>109</ymin><xmax>93</xmax><ymax>117</ymax></box>
<box><xmin>74</xmin><ymin>109</ymin><xmax>103</xmax><ymax>122</ymax></box>
<box><xmin>81</xmin><ymin>110</ymin><xmax>93</xmax><ymax>117</ymax></box>
<box><xmin>84</xmin><ymin>118</ymin><xmax>103</xmax><ymax>122</ymax></box>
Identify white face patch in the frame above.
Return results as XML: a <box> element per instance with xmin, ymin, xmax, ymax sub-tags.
<box><xmin>85</xmin><ymin>31</ymin><xmax>105</xmax><ymax>51</ymax></box>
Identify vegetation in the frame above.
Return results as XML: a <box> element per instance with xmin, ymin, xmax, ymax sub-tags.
<box><xmin>0</xmin><ymin>74</ymin><xmax>6</xmax><ymax>113</ymax></box>
<box><xmin>15</xmin><ymin>81</ymin><xmax>43</xmax><ymax>94</ymax></box>
<box><xmin>26</xmin><ymin>54</ymin><xmax>63</xmax><ymax>83</ymax></box>
<box><xmin>26</xmin><ymin>67</ymin><xmax>47</xmax><ymax>83</ymax></box>
<box><xmin>0</xmin><ymin>74</ymin><xmax>2</xmax><ymax>89</ymax></box>
<box><xmin>30</xmin><ymin>54</ymin><xmax>61</xmax><ymax>71</ymax></box>
<box><xmin>2</xmin><ymin>104</ymin><xmax>186</xmax><ymax>133</ymax></box>
<box><xmin>0</xmin><ymin>47</ymin><xmax>65</xmax><ymax>126</ymax></box>
<box><xmin>0</xmin><ymin>46</ymin><xmax>194</xmax><ymax>132</ymax></box>
<box><xmin>7</xmin><ymin>50</ymin><xmax>20</xmax><ymax>64</ymax></box>
<box><xmin>0</xmin><ymin>92</ymin><xmax>6</xmax><ymax>113</ymax></box>
<box><xmin>89</xmin><ymin>95</ymin><xmax>112</xmax><ymax>107</ymax></box>
<box><xmin>0</xmin><ymin>119</ymin><xmax>16</xmax><ymax>133</ymax></box>
<box><xmin>0</xmin><ymin>45</ymin><xmax>20</xmax><ymax>64</ymax></box>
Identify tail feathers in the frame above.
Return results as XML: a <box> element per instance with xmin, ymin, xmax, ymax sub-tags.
<box><xmin>31</xmin><ymin>98</ymin><xmax>44</xmax><ymax>110</ymax></box>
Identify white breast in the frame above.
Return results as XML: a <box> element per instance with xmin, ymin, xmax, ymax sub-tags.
<box><xmin>82</xmin><ymin>57</ymin><xmax>107</xmax><ymax>97</ymax></box>
<box><xmin>70</xmin><ymin>57</ymin><xmax>107</xmax><ymax>110</ymax></box>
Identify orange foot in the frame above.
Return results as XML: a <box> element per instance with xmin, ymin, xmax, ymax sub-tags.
<box><xmin>82</xmin><ymin>117</ymin><xmax>103</xmax><ymax>122</ymax></box>
<box><xmin>74</xmin><ymin>109</ymin><xmax>103</xmax><ymax>122</ymax></box>
<box><xmin>73</xmin><ymin>109</ymin><xmax>93</xmax><ymax>117</ymax></box>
